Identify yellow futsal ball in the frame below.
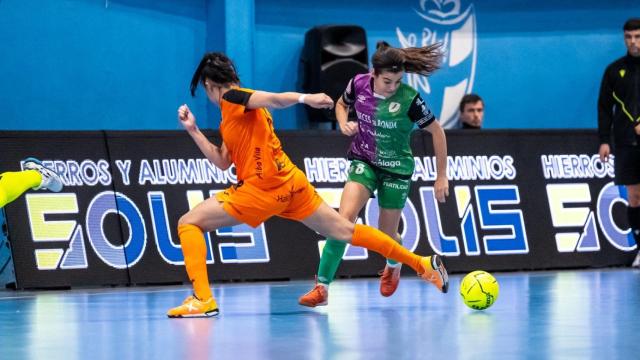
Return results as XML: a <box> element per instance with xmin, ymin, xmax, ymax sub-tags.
<box><xmin>459</xmin><ymin>270</ymin><xmax>499</xmax><ymax>310</ymax></box>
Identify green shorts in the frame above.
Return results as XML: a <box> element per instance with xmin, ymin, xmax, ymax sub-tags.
<box><xmin>347</xmin><ymin>160</ymin><xmax>411</xmax><ymax>209</ymax></box>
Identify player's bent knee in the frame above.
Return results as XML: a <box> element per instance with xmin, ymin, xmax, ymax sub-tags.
<box><xmin>178</xmin><ymin>214</ymin><xmax>193</xmax><ymax>226</ymax></box>
<box><xmin>331</xmin><ymin>220</ymin><xmax>355</xmax><ymax>242</ymax></box>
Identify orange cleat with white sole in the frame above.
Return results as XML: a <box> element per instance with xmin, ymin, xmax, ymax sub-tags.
<box><xmin>419</xmin><ymin>255</ymin><xmax>449</xmax><ymax>293</ymax></box>
<box><xmin>298</xmin><ymin>283</ymin><xmax>328</xmax><ymax>307</ymax></box>
<box><xmin>167</xmin><ymin>295</ymin><xmax>219</xmax><ymax>318</ymax></box>
<box><xmin>379</xmin><ymin>264</ymin><xmax>402</xmax><ymax>297</ymax></box>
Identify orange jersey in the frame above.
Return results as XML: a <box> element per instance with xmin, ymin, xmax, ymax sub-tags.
<box><xmin>219</xmin><ymin>88</ymin><xmax>296</xmax><ymax>188</ymax></box>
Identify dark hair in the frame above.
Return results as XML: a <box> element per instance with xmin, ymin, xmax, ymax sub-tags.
<box><xmin>623</xmin><ymin>18</ymin><xmax>640</xmax><ymax>32</ymax></box>
<box><xmin>189</xmin><ymin>52</ymin><xmax>240</xmax><ymax>96</ymax></box>
<box><xmin>371</xmin><ymin>41</ymin><xmax>443</xmax><ymax>77</ymax></box>
<box><xmin>459</xmin><ymin>94</ymin><xmax>483</xmax><ymax>112</ymax></box>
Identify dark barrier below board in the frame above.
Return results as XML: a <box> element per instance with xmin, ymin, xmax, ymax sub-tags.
<box><xmin>0</xmin><ymin>130</ymin><xmax>636</xmax><ymax>289</ymax></box>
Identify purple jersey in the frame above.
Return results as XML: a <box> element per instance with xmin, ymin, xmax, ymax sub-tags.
<box><xmin>342</xmin><ymin>73</ymin><xmax>435</xmax><ymax>176</ymax></box>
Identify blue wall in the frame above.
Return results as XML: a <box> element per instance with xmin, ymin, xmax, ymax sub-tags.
<box><xmin>254</xmin><ymin>0</ymin><xmax>639</xmax><ymax>129</ymax></box>
<box><xmin>1</xmin><ymin>0</ymin><xmax>638</xmax><ymax>130</ymax></box>
<box><xmin>0</xmin><ymin>0</ymin><xmax>209</xmax><ymax>130</ymax></box>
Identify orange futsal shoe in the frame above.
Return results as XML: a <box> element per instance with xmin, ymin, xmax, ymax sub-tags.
<box><xmin>298</xmin><ymin>283</ymin><xmax>328</xmax><ymax>307</ymax></box>
<box><xmin>379</xmin><ymin>264</ymin><xmax>402</xmax><ymax>297</ymax></box>
<box><xmin>419</xmin><ymin>255</ymin><xmax>449</xmax><ymax>293</ymax></box>
<box><xmin>167</xmin><ymin>295</ymin><xmax>219</xmax><ymax>318</ymax></box>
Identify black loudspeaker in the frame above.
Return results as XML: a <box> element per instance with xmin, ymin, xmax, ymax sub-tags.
<box><xmin>300</xmin><ymin>25</ymin><xmax>369</xmax><ymax>125</ymax></box>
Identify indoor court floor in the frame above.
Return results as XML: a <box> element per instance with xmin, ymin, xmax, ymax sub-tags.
<box><xmin>0</xmin><ymin>269</ymin><xmax>638</xmax><ymax>359</ymax></box>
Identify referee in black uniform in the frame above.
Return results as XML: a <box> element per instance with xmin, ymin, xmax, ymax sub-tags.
<box><xmin>598</xmin><ymin>18</ymin><xmax>640</xmax><ymax>268</ymax></box>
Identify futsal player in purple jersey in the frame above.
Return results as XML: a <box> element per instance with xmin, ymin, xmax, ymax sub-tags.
<box><xmin>299</xmin><ymin>41</ymin><xmax>450</xmax><ymax>307</ymax></box>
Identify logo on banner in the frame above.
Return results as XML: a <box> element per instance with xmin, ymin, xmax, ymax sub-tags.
<box><xmin>540</xmin><ymin>154</ymin><xmax>635</xmax><ymax>252</ymax></box>
<box><xmin>396</xmin><ymin>0</ymin><xmax>477</xmax><ymax>129</ymax></box>
<box><xmin>21</xmin><ymin>158</ymin><xmax>272</xmax><ymax>272</ymax></box>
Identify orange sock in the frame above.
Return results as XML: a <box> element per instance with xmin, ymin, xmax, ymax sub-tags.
<box><xmin>178</xmin><ymin>223</ymin><xmax>213</xmax><ymax>300</ymax></box>
<box><xmin>351</xmin><ymin>224</ymin><xmax>424</xmax><ymax>273</ymax></box>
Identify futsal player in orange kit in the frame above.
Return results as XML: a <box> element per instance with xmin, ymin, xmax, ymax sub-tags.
<box><xmin>167</xmin><ymin>52</ymin><xmax>449</xmax><ymax>318</ymax></box>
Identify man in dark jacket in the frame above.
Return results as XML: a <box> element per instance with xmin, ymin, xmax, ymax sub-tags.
<box><xmin>598</xmin><ymin>18</ymin><xmax>640</xmax><ymax>267</ymax></box>
<box><xmin>459</xmin><ymin>93</ymin><xmax>484</xmax><ymax>129</ymax></box>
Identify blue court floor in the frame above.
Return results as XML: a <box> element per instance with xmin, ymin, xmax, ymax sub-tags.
<box><xmin>0</xmin><ymin>269</ymin><xmax>639</xmax><ymax>359</ymax></box>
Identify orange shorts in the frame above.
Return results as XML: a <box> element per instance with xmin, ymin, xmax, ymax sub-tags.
<box><xmin>215</xmin><ymin>167</ymin><xmax>323</xmax><ymax>228</ymax></box>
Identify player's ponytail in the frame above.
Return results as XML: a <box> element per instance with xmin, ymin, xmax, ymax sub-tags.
<box><xmin>400</xmin><ymin>43</ymin><xmax>443</xmax><ymax>77</ymax></box>
<box><xmin>372</xmin><ymin>41</ymin><xmax>443</xmax><ymax>77</ymax></box>
<box><xmin>190</xmin><ymin>52</ymin><xmax>241</xmax><ymax>96</ymax></box>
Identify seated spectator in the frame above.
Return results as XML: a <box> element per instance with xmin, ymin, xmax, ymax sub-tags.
<box><xmin>459</xmin><ymin>94</ymin><xmax>484</xmax><ymax>129</ymax></box>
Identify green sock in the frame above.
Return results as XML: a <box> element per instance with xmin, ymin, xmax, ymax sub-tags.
<box><xmin>317</xmin><ymin>238</ymin><xmax>347</xmax><ymax>285</ymax></box>
<box><xmin>386</xmin><ymin>236</ymin><xmax>402</xmax><ymax>266</ymax></box>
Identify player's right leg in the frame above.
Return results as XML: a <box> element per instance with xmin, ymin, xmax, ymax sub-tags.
<box><xmin>22</xmin><ymin>158</ymin><xmax>63</xmax><ymax>192</ymax></box>
<box><xmin>298</xmin><ymin>181</ymin><xmax>370</xmax><ymax>307</ymax></box>
<box><xmin>167</xmin><ymin>196</ymin><xmax>241</xmax><ymax>318</ymax></box>
<box><xmin>376</xmin><ymin>174</ymin><xmax>411</xmax><ymax>297</ymax></box>
<box><xmin>0</xmin><ymin>158</ymin><xmax>63</xmax><ymax>208</ymax></box>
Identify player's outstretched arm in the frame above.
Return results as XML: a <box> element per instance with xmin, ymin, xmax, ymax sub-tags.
<box><xmin>246</xmin><ymin>91</ymin><xmax>334</xmax><ymax>110</ymax></box>
<box><xmin>178</xmin><ymin>104</ymin><xmax>232</xmax><ymax>170</ymax></box>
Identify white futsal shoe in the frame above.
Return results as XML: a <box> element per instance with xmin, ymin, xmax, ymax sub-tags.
<box><xmin>22</xmin><ymin>157</ymin><xmax>64</xmax><ymax>192</ymax></box>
